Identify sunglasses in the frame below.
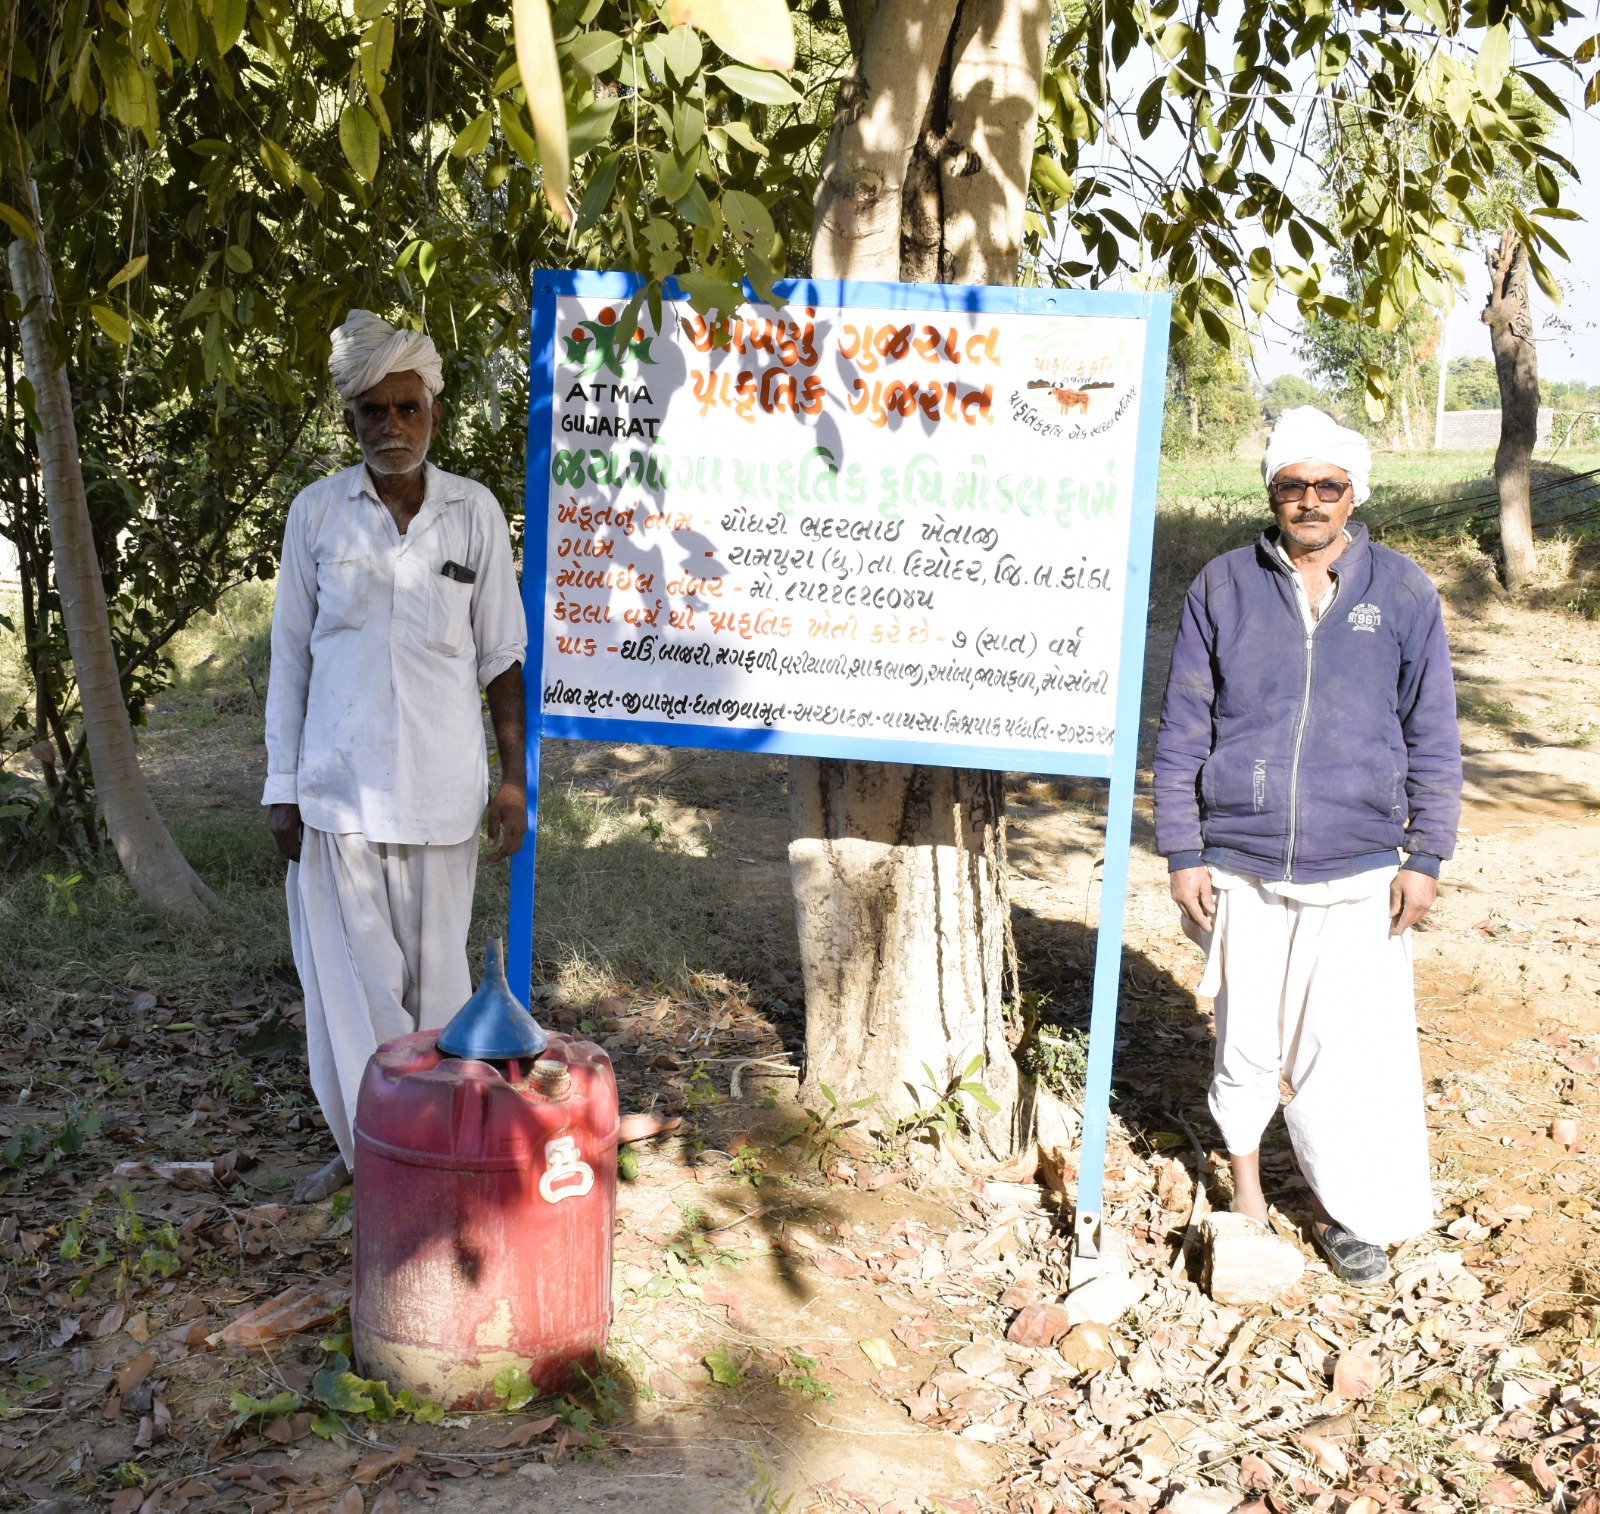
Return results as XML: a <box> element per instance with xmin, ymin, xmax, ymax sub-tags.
<box><xmin>1270</xmin><ymin>479</ymin><xmax>1351</xmax><ymax>504</ymax></box>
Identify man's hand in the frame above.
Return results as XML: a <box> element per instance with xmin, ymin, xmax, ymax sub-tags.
<box><xmin>485</xmin><ymin>782</ymin><xmax>527</xmax><ymax>863</ymax></box>
<box><xmin>1389</xmin><ymin>869</ymin><xmax>1437</xmax><ymax>935</ymax></box>
<box><xmin>270</xmin><ymin>803</ymin><xmax>304</xmax><ymax>863</ymax></box>
<box><xmin>1170</xmin><ymin>865</ymin><xmax>1216</xmax><ymax>932</ymax></box>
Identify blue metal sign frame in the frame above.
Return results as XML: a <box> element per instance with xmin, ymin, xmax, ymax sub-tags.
<box><xmin>510</xmin><ymin>269</ymin><xmax>1170</xmax><ymax>1233</ymax></box>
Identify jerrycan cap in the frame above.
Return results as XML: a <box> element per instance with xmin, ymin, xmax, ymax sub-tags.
<box><xmin>436</xmin><ymin>938</ymin><xmax>550</xmax><ymax>1061</ymax></box>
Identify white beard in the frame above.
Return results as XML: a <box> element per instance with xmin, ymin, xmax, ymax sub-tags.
<box><xmin>361</xmin><ymin>433</ymin><xmax>431</xmax><ymax>478</ymax></box>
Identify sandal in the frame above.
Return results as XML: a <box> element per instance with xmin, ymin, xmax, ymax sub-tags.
<box><xmin>1314</xmin><ymin>1222</ymin><xmax>1389</xmax><ymax>1285</ymax></box>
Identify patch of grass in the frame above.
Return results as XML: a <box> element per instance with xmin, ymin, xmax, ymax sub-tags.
<box><xmin>0</xmin><ymin>811</ymin><xmax>294</xmax><ymax>1006</ymax></box>
<box><xmin>521</xmin><ymin>784</ymin><xmax>722</xmax><ymax>995</ymax></box>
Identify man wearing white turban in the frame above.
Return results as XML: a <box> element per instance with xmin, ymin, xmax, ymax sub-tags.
<box><xmin>1153</xmin><ymin>407</ymin><xmax>1462</xmax><ymax>1285</ymax></box>
<box><xmin>263</xmin><ymin>310</ymin><xmax>528</xmax><ymax>1202</ymax></box>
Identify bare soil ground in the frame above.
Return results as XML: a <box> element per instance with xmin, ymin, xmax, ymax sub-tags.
<box><xmin>2</xmin><ymin>532</ymin><xmax>1598</xmax><ymax>1514</ymax></box>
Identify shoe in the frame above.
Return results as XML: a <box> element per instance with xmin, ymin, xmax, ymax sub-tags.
<box><xmin>293</xmin><ymin>1154</ymin><xmax>351</xmax><ymax>1204</ymax></box>
<box><xmin>1314</xmin><ymin>1222</ymin><xmax>1389</xmax><ymax>1285</ymax></box>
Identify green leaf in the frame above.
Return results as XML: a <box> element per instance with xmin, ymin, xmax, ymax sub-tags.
<box><xmin>340</xmin><ymin>106</ymin><xmax>381</xmax><ymax>183</ymax></box>
<box><xmin>568</xmin><ymin>96</ymin><xmax>621</xmax><ymax>157</ymax></box>
<box><xmin>0</xmin><ymin>202</ymin><xmax>37</xmax><ymax>244</ymax></box>
<box><xmin>451</xmin><ymin>110</ymin><xmax>494</xmax><ymax>158</ymax></box>
<box><xmin>396</xmin><ymin>1389</ymin><xmax>444</xmax><ymax>1423</ymax></box>
<box><xmin>654</xmin><ymin>149</ymin><xmax>698</xmax><ymax>204</ymax></box>
<box><xmin>313</xmin><ymin>1369</ymin><xmax>377</xmax><ymax>1415</ymax></box>
<box><xmin>167</xmin><ymin>0</ymin><xmax>200</xmax><ymax>62</ymax></box>
<box><xmin>673</xmin><ymin>99</ymin><xmax>705</xmax><ymax>156</ymax></box>
<box><xmin>259</xmin><ymin>137</ymin><xmax>297</xmax><ymax>187</ymax></box>
<box><xmin>713</xmin><ymin>119</ymin><xmax>767</xmax><ymax>158</ymax></box>
<box><xmin>513</xmin><ymin>0</ymin><xmax>572</xmax><ymax>222</ymax></box>
<box><xmin>229</xmin><ymin>1390</ymin><xmax>302</xmax><ymax>1429</ymax></box>
<box><xmin>1527</xmin><ymin>249</ymin><xmax>1563</xmax><ymax>307</ymax></box>
<box><xmin>211</xmin><ymin>0</ymin><xmax>247</xmax><ymax>53</ymax></box>
<box><xmin>676</xmin><ymin>178</ymin><xmax>714</xmax><ymax>229</ymax></box>
<box><xmin>1135</xmin><ymin>77</ymin><xmax>1165</xmax><ymax>139</ymax></box>
<box><xmin>704</xmin><ymin>1346</ymin><xmax>741</xmax><ymax>1386</ymax></box>
<box><xmin>493</xmin><ymin>1363</ymin><xmax>536</xmax><ymax>1411</ymax></box>
<box><xmin>1474</xmin><ymin>23</ymin><xmax>1511</xmax><ymax>100</ymax></box>
<box><xmin>563</xmin><ymin>29</ymin><xmax>622</xmax><ymax>76</ymax></box>
<box><xmin>499</xmin><ymin>99</ymin><xmax>540</xmax><ymax>169</ymax></box>
<box><xmin>722</xmin><ymin>189</ymin><xmax>774</xmax><ymax>250</ymax></box>
<box><xmin>354</xmin><ymin>0</ymin><xmax>389</xmax><ymax>15</ymax></box>
<box><xmin>575</xmin><ymin>151</ymin><xmax>622</xmax><ymax>233</ymax></box>
<box><xmin>107</xmin><ymin>254</ymin><xmax>148</xmax><ymax>290</ymax></box>
<box><xmin>1535</xmin><ymin>164</ymin><xmax>1560</xmax><ymax>209</ymax></box>
<box><xmin>661</xmin><ymin>25</ymin><xmax>703</xmax><ymax>83</ymax></box>
<box><xmin>90</xmin><ymin>305</ymin><xmax>133</xmax><ymax>344</ymax></box>
<box><xmin>710</xmin><ymin>65</ymin><xmax>802</xmax><ymax>106</ymax></box>
<box><xmin>310</xmin><ymin>1414</ymin><xmax>347</xmax><ymax>1441</ymax></box>
<box><xmin>224</xmin><ymin>245</ymin><xmax>253</xmax><ymax>274</ymax></box>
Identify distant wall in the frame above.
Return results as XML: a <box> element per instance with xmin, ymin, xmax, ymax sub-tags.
<box><xmin>1439</xmin><ymin>408</ymin><xmax>1553</xmax><ymax>450</ymax></box>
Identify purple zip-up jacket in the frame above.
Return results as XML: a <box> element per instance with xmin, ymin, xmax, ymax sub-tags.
<box><xmin>1152</xmin><ymin>523</ymin><xmax>1462</xmax><ymax>883</ymax></box>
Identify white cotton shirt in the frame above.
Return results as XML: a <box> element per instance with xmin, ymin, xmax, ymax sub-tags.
<box><xmin>262</xmin><ymin>463</ymin><xmax>527</xmax><ymax>845</ymax></box>
<box><xmin>1272</xmin><ymin>530</ymin><xmax>1346</xmax><ymax>630</ymax></box>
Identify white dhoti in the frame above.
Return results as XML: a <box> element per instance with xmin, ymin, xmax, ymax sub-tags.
<box><xmin>1188</xmin><ymin>865</ymin><xmax>1434</xmax><ymax>1246</ymax></box>
<box><xmin>285</xmin><ymin>826</ymin><xmax>478</xmax><ymax>1167</ymax></box>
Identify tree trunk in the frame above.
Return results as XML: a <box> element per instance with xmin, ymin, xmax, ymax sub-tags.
<box><xmin>793</xmin><ymin>0</ymin><xmax>1050</xmax><ymax>1160</ymax></box>
<box><xmin>6</xmin><ymin>207</ymin><xmax>216</xmax><ymax>915</ymax></box>
<box><xmin>810</xmin><ymin>0</ymin><xmax>962</xmax><ymax>281</ymax></box>
<box><xmin>789</xmin><ymin>763</ymin><xmax>1019</xmax><ymax>1154</ymax></box>
<box><xmin>1483</xmin><ymin>228</ymin><xmax>1539</xmax><ymax>590</ymax></box>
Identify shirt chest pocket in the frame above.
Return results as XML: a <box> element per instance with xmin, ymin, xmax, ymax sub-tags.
<box><xmin>315</xmin><ymin>555</ymin><xmax>370</xmax><ymax>633</ymax></box>
<box><xmin>425</xmin><ymin>573</ymin><xmax>474</xmax><ymax>656</ymax></box>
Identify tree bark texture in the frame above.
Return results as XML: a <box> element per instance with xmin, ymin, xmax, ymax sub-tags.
<box><xmin>796</xmin><ymin>0</ymin><xmax>1051</xmax><ymax>1159</ymax></box>
<box><xmin>6</xmin><ymin>216</ymin><xmax>216</xmax><ymax>915</ymax></box>
<box><xmin>1483</xmin><ymin>228</ymin><xmax>1539</xmax><ymax>590</ymax></box>
<box><xmin>789</xmin><ymin>763</ymin><xmax>1020</xmax><ymax>1153</ymax></box>
<box><xmin>810</xmin><ymin>0</ymin><xmax>962</xmax><ymax>282</ymax></box>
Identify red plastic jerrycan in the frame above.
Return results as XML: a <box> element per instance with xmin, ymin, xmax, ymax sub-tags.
<box><xmin>351</xmin><ymin>942</ymin><xmax>617</xmax><ymax>1409</ymax></box>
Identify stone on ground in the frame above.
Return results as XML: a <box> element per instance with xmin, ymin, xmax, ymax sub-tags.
<box><xmin>1202</xmin><ymin>1212</ymin><xmax>1305</xmax><ymax>1305</ymax></box>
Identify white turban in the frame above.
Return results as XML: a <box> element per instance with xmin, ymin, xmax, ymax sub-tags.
<box><xmin>329</xmin><ymin>309</ymin><xmax>445</xmax><ymax>401</ymax></box>
<box><xmin>1261</xmin><ymin>406</ymin><xmax>1372</xmax><ymax>506</ymax></box>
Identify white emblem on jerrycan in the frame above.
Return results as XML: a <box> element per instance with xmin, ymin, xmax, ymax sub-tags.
<box><xmin>539</xmin><ymin>1134</ymin><xmax>595</xmax><ymax>1203</ymax></box>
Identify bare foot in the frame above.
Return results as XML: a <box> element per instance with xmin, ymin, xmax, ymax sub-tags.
<box><xmin>618</xmin><ymin>1113</ymin><xmax>682</xmax><ymax>1145</ymax></box>
<box><xmin>293</xmin><ymin>1154</ymin><xmax>351</xmax><ymax>1204</ymax></box>
<box><xmin>1228</xmin><ymin>1149</ymin><xmax>1271</xmax><ymax>1225</ymax></box>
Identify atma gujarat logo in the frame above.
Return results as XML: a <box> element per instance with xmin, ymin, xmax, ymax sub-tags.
<box><xmin>1347</xmin><ymin>602</ymin><xmax>1382</xmax><ymax>633</ymax></box>
<box><xmin>563</xmin><ymin>306</ymin><xmax>657</xmax><ymax>377</ymax></box>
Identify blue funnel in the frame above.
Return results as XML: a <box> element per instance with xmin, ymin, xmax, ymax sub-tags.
<box><xmin>436</xmin><ymin>939</ymin><xmax>550</xmax><ymax>1060</ymax></box>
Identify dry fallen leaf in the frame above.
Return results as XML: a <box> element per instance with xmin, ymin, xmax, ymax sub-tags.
<box><xmin>1332</xmin><ymin>1342</ymin><xmax>1381</xmax><ymax>1401</ymax></box>
<box><xmin>487</xmin><ymin>1414</ymin><xmax>559</xmax><ymax>1449</ymax></box>
<box><xmin>331</xmin><ymin>1487</ymin><xmax>363</xmax><ymax>1514</ymax></box>
<box><xmin>859</xmin><ymin>1337</ymin><xmax>897</xmax><ymax>1372</ymax></box>
<box><xmin>352</xmin><ymin>1446</ymin><xmax>417</xmax><ymax>1484</ymax></box>
<box><xmin>115</xmin><ymin>1351</ymin><xmax>157</xmax><ymax>1395</ymax></box>
<box><xmin>217</xmin><ymin>1281</ymin><xmax>350</xmax><ymax>1347</ymax></box>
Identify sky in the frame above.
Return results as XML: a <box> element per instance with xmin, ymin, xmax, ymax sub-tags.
<box><xmin>1254</xmin><ymin>12</ymin><xmax>1600</xmax><ymax>386</ymax></box>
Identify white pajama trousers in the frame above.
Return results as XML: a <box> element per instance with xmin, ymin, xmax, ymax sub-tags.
<box><xmin>1196</xmin><ymin>868</ymin><xmax>1434</xmax><ymax>1247</ymax></box>
<box><xmin>285</xmin><ymin>826</ymin><xmax>478</xmax><ymax>1168</ymax></box>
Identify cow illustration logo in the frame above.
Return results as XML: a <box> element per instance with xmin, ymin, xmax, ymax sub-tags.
<box><xmin>1347</xmin><ymin>602</ymin><xmax>1382</xmax><ymax>633</ymax></box>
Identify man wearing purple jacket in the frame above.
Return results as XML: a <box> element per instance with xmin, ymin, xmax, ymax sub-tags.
<box><xmin>1153</xmin><ymin>406</ymin><xmax>1462</xmax><ymax>1285</ymax></box>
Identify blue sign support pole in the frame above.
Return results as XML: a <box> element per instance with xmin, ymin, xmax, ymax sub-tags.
<box><xmin>1070</xmin><ymin>306</ymin><xmax>1169</xmax><ymax>1271</ymax></box>
<box><xmin>508</xmin><ymin>277</ymin><xmax>560</xmax><ymax>1006</ymax></box>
